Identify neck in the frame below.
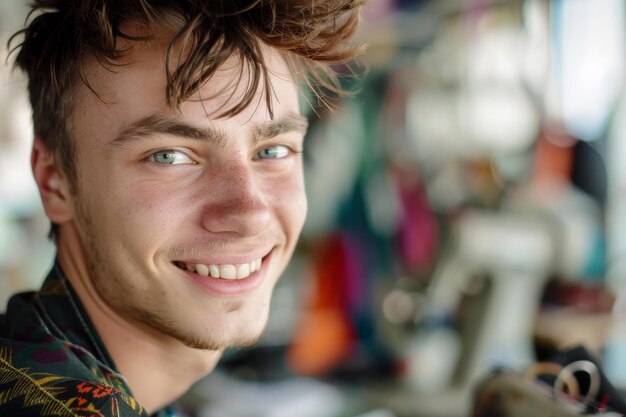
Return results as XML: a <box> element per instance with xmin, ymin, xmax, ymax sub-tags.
<box><xmin>56</xmin><ymin>225</ymin><xmax>221</xmax><ymax>414</ymax></box>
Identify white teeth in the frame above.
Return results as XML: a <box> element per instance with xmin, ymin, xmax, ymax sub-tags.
<box><xmin>237</xmin><ymin>263</ymin><xmax>250</xmax><ymax>279</ymax></box>
<box><xmin>196</xmin><ymin>264</ymin><xmax>209</xmax><ymax>277</ymax></box>
<box><xmin>183</xmin><ymin>258</ymin><xmax>263</xmax><ymax>280</ymax></box>
<box><xmin>220</xmin><ymin>265</ymin><xmax>236</xmax><ymax>280</ymax></box>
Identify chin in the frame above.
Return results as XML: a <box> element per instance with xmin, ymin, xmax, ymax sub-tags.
<box><xmin>135</xmin><ymin>304</ymin><xmax>271</xmax><ymax>351</ymax></box>
<box><xmin>176</xmin><ymin>325</ymin><xmax>267</xmax><ymax>351</ymax></box>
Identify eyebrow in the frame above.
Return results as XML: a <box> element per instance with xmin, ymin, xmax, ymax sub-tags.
<box><xmin>252</xmin><ymin>113</ymin><xmax>309</xmax><ymax>145</ymax></box>
<box><xmin>110</xmin><ymin>112</ymin><xmax>309</xmax><ymax>151</ymax></box>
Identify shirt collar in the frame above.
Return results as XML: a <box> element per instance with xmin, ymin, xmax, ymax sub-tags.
<box><xmin>33</xmin><ymin>261</ymin><xmax>176</xmax><ymax>417</ymax></box>
<box><xmin>34</xmin><ymin>260</ymin><xmax>123</xmax><ymax>383</ymax></box>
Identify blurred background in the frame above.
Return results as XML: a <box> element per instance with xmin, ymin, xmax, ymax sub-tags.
<box><xmin>3</xmin><ymin>0</ymin><xmax>626</xmax><ymax>416</ymax></box>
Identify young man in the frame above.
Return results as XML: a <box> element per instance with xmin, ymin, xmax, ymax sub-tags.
<box><xmin>0</xmin><ymin>1</ymin><xmax>362</xmax><ymax>415</ymax></box>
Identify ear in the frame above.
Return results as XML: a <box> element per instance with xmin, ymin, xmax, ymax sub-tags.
<box><xmin>31</xmin><ymin>137</ymin><xmax>75</xmax><ymax>224</ymax></box>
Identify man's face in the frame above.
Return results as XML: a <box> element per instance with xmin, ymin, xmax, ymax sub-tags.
<box><xmin>64</xmin><ymin>32</ymin><xmax>307</xmax><ymax>350</ymax></box>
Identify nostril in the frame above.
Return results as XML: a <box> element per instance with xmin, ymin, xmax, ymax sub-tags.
<box><xmin>199</xmin><ymin>195</ymin><xmax>271</xmax><ymax>236</ymax></box>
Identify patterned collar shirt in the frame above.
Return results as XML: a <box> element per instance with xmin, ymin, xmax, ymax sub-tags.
<box><xmin>0</xmin><ymin>262</ymin><xmax>182</xmax><ymax>417</ymax></box>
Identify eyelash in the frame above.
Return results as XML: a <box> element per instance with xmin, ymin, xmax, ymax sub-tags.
<box><xmin>146</xmin><ymin>144</ymin><xmax>302</xmax><ymax>166</ymax></box>
<box><xmin>148</xmin><ymin>150</ymin><xmax>194</xmax><ymax>165</ymax></box>
<box><xmin>254</xmin><ymin>144</ymin><xmax>300</xmax><ymax>160</ymax></box>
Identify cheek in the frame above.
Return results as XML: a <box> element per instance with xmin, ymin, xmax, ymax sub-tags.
<box><xmin>123</xmin><ymin>181</ymin><xmax>190</xmax><ymax>227</ymax></box>
<box><xmin>271</xmin><ymin>175</ymin><xmax>307</xmax><ymax>233</ymax></box>
<box><xmin>91</xmin><ymin>179</ymin><xmax>191</xmax><ymax>252</ymax></box>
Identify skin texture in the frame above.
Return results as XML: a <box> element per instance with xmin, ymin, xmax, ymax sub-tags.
<box><xmin>31</xmin><ymin>26</ymin><xmax>307</xmax><ymax>413</ymax></box>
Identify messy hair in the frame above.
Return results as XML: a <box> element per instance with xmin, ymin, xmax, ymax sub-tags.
<box><xmin>11</xmin><ymin>0</ymin><xmax>363</xmax><ymax>174</ymax></box>
<box><xmin>8</xmin><ymin>0</ymin><xmax>363</xmax><ymax>239</ymax></box>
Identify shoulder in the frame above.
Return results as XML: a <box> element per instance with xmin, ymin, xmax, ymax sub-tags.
<box><xmin>0</xmin><ymin>277</ymin><xmax>147</xmax><ymax>416</ymax></box>
<box><xmin>0</xmin><ymin>348</ymin><xmax>147</xmax><ymax>417</ymax></box>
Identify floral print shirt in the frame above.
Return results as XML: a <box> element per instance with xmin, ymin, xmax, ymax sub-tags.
<box><xmin>0</xmin><ymin>262</ymin><xmax>176</xmax><ymax>417</ymax></box>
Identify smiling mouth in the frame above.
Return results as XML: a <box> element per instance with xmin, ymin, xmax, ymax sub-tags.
<box><xmin>175</xmin><ymin>258</ymin><xmax>263</xmax><ymax>280</ymax></box>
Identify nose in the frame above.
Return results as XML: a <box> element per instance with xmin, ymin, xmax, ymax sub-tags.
<box><xmin>200</xmin><ymin>162</ymin><xmax>271</xmax><ymax>237</ymax></box>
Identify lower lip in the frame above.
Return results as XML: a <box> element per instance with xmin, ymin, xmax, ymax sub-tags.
<box><xmin>178</xmin><ymin>252</ymin><xmax>271</xmax><ymax>296</ymax></box>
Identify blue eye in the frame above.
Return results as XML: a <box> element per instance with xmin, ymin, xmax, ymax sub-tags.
<box><xmin>150</xmin><ymin>151</ymin><xmax>193</xmax><ymax>165</ymax></box>
<box><xmin>256</xmin><ymin>145</ymin><xmax>290</xmax><ymax>159</ymax></box>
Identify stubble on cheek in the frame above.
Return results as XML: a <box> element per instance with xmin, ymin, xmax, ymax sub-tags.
<box><xmin>73</xmin><ymin>196</ymin><xmax>108</xmax><ymax>279</ymax></box>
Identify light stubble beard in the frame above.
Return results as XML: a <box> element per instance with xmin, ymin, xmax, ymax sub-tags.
<box><xmin>129</xmin><ymin>303</ymin><xmax>268</xmax><ymax>351</ymax></box>
<box><xmin>74</xmin><ymin>199</ymin><xmax>268</xmax><ymax>352</ymax></box>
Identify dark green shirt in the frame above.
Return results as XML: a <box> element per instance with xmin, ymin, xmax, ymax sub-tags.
<box><xmin>0</xmin><ymin>262</ymin><xmax>176</xmax><ymax>417</ymax></box>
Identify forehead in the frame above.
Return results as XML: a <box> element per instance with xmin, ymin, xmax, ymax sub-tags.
<box><xmin>72</xmin><ymin>25</ymin><xmax>299</xmax><ymax>144</ymax></box>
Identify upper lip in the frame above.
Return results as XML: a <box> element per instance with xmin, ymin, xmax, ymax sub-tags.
<box><xmin>173</xmin><ymin>248</ymin><xmax>273</xmax><ymax>265</ymax></box>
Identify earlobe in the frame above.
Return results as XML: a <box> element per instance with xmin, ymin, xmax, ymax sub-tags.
<box><xmin>31</xmin><ymin>137</ymin><xmax>74</xmax><ymax>223</ymax></box>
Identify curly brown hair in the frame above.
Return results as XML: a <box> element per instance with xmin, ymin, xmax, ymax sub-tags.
<box><xmin>9</xmin><ymin>0</ymin><xmax>363</xmax><ymax>185</ymax></box>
